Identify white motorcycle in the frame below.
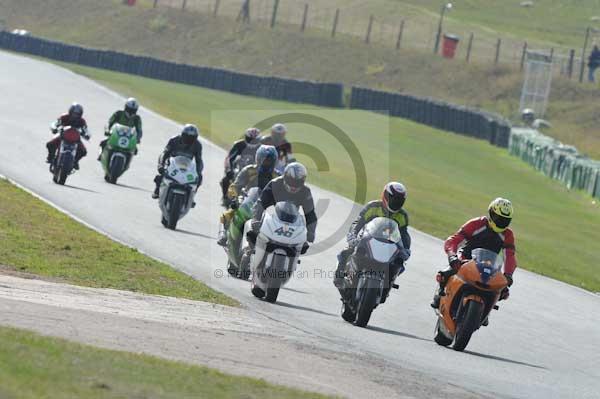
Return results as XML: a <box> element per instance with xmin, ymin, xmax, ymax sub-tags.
<box><xmin>158</xmin><ymin>156</ymin><xmax>199</xmax><ymax>230</ymax></box>
<box><xmin>250</xmin><ymin>202</ymin><xmax>308</xmax><ymax>303</ymax></box>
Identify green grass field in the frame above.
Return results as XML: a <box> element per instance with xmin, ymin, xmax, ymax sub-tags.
<box><xmin>0</xmin><ymin>178</ymin><xmax>237</xmax><ymax>305</ymax></box>
<box><xmin>53</xmin><ymin>61</ymin><xmax>600</xmax><ymax>292</ymax></box>
<box><xmin>2</xmin><ymin>0</ymin><xmax>600</xmax><ymax>157</ymax></box>
<box><xmin>0</xmin><ymin>326</ymin><xmax>329</xmax><ymax>399</ymax></box>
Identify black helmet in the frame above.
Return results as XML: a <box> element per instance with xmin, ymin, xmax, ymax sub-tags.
<box><xmin>181</xmin><ymin>124</ymin><xmax>199</xmax><ymax>145</ymax></box>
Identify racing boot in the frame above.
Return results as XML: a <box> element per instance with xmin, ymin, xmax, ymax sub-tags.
<box><xmin>333</xmin><ymin>249</ymin><xmax>351</xmax><ymax>289</ymax></box>
<box><xmin>217</xmin><ymin>223</ymin><xmax>228</xmax><ymax>247</ymax></box>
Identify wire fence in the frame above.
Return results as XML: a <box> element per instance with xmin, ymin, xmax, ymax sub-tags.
<box><xmin>144</xmin><ymin>0</ymin><xmax>591</xmax><ymax>79</ymax></box>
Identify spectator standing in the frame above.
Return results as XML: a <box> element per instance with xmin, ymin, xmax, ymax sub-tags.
<box><xmin>588</xmin><ymin>45</ymin><xmax>600</xmax><ymax>82</ymax></box>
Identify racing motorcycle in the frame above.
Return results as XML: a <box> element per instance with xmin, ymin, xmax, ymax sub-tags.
<box><xmin>225</xmin><ymin>187</ymin><xmax>259</xmax><ymax>280</ymax></box>
<box><xmin>338</xmin><ymin>217</ymin><xmax>406</xmax><ymax>327</ymax></box>
<box><xmin>100</xmin><ymin>123</ymin><xmax>138</xmax><ymax>184</ymax></box>
<box><xmin>433</xmin><ymin>248</ymin><xmax>509</xmax><ymax>351</ymax></box>
<box><xmin>250</xmin><ymin>202</ymin><xmax>308</xmax><ymax>303</ymax></box>
<box><xmin>158</xmin><ymin>156</ymin><xmax>199</xmax><ymax>230</ymax></box>
<box><xmin>49</xmin><ymin>123</ymin><xmax>88</xmax><ymax>185</ymax></box>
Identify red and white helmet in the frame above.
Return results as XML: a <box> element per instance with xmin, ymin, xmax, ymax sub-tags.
<box><xmin>381</xmin><ymin>182</ymin><xmax>407</xmax><ymax>213</ymax></box>
<box><xmin>244</xmin><ymin>127</ymin><xmax>261</xmax><ymax>143</ymax></box>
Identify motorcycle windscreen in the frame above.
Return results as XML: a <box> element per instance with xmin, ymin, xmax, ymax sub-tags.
<box><xmin>471</xmin><ymin>248</ymin><xmax>503</xmax><ymax>283</ymax></box>
<box><xmin>367</xmin><ymin>239</ymin><xmax>399</xmax><ymax>263</ymax></box>
<box><xmin>363</xmin><ymin>217</ymin><xmax>402</xmax><ymax>245</ymax></box>
<box><xmin>275</xmin><ymin>202</ymin><xmax>299</xmax><ymax>224</ymax></box>
<box><xmin>168</xmin><ymin>156</ymin><xmax>198</xmax><ymax>185</ymax></box>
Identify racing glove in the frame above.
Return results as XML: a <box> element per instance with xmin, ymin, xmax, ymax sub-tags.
<box><xmin>500</xmin><ymin>287</ymin><xmax>510</xmax><ymax>301</ymax></box>
<box><xmin>448</xmin><ymin>254</ymin><xmax>462</xmax><ymax>270</ymax></box>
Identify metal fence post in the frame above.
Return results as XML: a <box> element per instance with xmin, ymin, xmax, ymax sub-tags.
<box><xmin>466</xmin><ymin>32</ymin><xmax>473</xmax><ymax>62</ymax></box>
<box><xmin>494</xmin><ymin>38</ymin><xmax>501</xmax><ymax>65</ymax></box>
<box><xmin>579</xmin><ymin>27</ymin><xmax>591</xmax><ymax>83</ymax></box>
<box><xmin>568</xmin><ymin>49</ymin><xmax>575</xmax><ymax>78</ymax></box>
<box><xmin>365</xmin><ymin>15</ymin><xmax>374</xmax><ymax>44</ymax></box>
<box><xmin>331</xmin><ymin>9</ymin><xmax>340</xmax><ymax>37</ymax></box>
<box><xmin>300</xmin><ymin>4</ymin><xmax>308</xmax><ymax>32</ymax></box>
<box><xmin>520</xmin><ymin>41</ymin><xmax>528</xmax><ymax>71</ymax></box>
<box><xmin>213</xmin><ymin>0</ymin><xmax>220</xmax><ymax>17</ymax></box>
<box><xmin>182</xmin><ymin>0</ymin><xmax>187</xmax><ymax>10</ymax></box>
<box><xmin>270</xmin><ymin>0</ymin><xmax>280</xmax><ymax>28</ymax></box>
<box><xmin>396</xmin><ymin>20</ymin><xmax>405</xmax><ymax>50</ymax></box>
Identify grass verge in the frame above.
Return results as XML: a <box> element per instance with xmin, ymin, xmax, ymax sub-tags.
<box><xmin>51</xmin><ymin>60</ymin><xmax>600</xmax><ymax>292</ymax></box>
<box><xmin>0</xmin><ymin>326</ymin><xmax>329</xmax><ymax>399</ymax></box>
<box><xmin>0</xmin><ymin>178</ymin><xmax>237</xmax><ymax>306</ymax></box>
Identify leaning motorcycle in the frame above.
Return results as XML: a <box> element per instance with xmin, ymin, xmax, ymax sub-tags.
<box><xmin>433</xmin><ymin>248</ymin><xmax>509</xmax><ymax>351</ymax></box>
<box><xmin>225</xmin><ymin>187</ymin><xmax>259</xmax><ymax>280</ymax></box>
<box><xmin>338</xmin><ymin>217</ymin><xmax>406</xmax><ymax>327</ymax></box>
<box><xmin>100</xmin><ymin>123</ymin><xmax>137</xmax><ymax>184</ymax></box>
<box><xmin>49</xmin><ymin>123</ymin><xmax>86</xmax><ymax>185</ymax></box>
<box><xmin>158</xmin><ymin>156</ymin><xmax>199</xmax><ymax>230</ymax></box>
<box><xmin>250</xmin><ymin>202</ymin><xmax>307</xmax><ymax>303</ymax></box>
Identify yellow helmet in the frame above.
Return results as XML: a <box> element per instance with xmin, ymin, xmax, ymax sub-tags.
<box><xmin>488</xmin><ymin>198</ymin><xmax>513</xmax><ymax>233</ymax></box>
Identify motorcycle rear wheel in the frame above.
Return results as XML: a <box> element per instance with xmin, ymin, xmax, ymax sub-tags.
<box><xmin>453</xmin><ymin>300</ymin><xmax>484</xmax><ymax>351</ymax></box>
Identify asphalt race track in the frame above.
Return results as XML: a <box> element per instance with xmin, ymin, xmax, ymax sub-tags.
<box><xmin>0</xmin><ymin>51</ymin><xmax>598</xmax><ymax>399</ymax></box>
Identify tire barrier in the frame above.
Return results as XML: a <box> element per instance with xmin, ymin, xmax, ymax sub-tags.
<box><xmin>349</xmin><ymin>86</ymin><xmax>512</xmax><ymax>148</ymax></box>
<box><xmin>509</xmin><ymin>128</ymin><xmax>600</xmax><ymax>199</ymax></box>
<box><xmin>0</xmin><ymin>32</ymin><xmax>344</xmax><ymax>108</ymax></box>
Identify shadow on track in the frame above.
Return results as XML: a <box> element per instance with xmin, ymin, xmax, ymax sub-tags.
<box><xmin>64</xmin><ymin>184</ymin><xmax>98</xmax><ymax>194</ymax></box>
<box><xmin>274</xmin><ymin>301</ymin><xmax>337</xmax><ymax>317</ymax></box>
<box><xmin>176</xmin><ymin>229</ymin><xmax>215</xmax><ymax>240</ymax></box>
<box><xmin>116</xmin><ymin>183</ymin><xmax>151</xmax><ymax>193</ymax></box>
<box><xmin>366</xmin><ymin>325</ymin><xmax>430</xmax><ymax>342</ymax></box>
<box><xmin>464</xmin><ymin>350</ymin><xmax>547</xmax><ymax>370</ymax></box>
<box><xmin>281</xmin><ymin>287</ymin><xmax>311</xmax><ymax>294</ymax></box>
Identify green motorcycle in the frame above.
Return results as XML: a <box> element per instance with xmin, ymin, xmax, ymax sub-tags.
<box><xmin>225</xmin><ymin>187</ymin><xmax>260</xmax><ymax>280</ymax></box>
<box><xmin>100</xmin><ymin>123</ymin><xmax>138</xmax><ymax>184</ymax></box>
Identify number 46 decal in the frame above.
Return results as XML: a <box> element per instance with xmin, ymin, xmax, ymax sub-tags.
<box><xmin>275</xmin><ymin>226</ymin><xmax>295</xmax><ymax>238</ymax></box>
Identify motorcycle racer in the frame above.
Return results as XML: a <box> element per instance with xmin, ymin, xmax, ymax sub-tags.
<box><xmin>152</xmin><ymin>124</ymin><xmax>203</xmax><ymax>199</ymax></box>
<box><xmin>217</xmin><ymin>145</ymin><xmax>278</xmax><ymax>247</ymax></box>
<box><xmin>98</xmin><ymin>98</ymin><xmax>142</xmax><ymax>159</ymax></box>
<box><xmin>333</xmin><ymin>182</ymin><xmax>412</xmax><ymax>290</ymax></box>
<box><xmin>219</xmin><ymin>127</ymin><xmax>262</xmax><ymax>205</ymax></box>
<box><xmin>46</xmin><ymin>103</ymin><xmax>90</xmax><ymax>170</ymax></box>
<box><xmin>431</xmin><ymin>198</ymin><xmax>517</xmax><ymax>310</ymax></box>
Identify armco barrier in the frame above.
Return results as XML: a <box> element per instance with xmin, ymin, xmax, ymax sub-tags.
<box><xmin>349</xmin><ymin>87</ymin><xmax>512</xmax><ymax>148</ymax></box>
<box><xmin>509</xmin><ymin>127</ymin><xmax>600</xmax><ymax>199</ymax></box>
<box><xmin>0</xmin><ymin>32</ymin><xmax>344</xmax><ymax>108</ymax></box>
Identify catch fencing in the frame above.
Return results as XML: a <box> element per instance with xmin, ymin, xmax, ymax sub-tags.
<box><xmin>0</xmin><ymin>31</ymin><xmax>344</xmax><ymax>108</ymax></box>
<box><xmin>349</xmin><ymin>87</ymin><xmax>511</xmax><ymax>148</ymax></box>
<box><xmin>509</xmin><ymin>128</ymin><xmax>600</xmax><ymax>199</ymax></box>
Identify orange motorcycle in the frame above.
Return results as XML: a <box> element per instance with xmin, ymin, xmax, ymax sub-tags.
<box><xmin>433</xmin><ymin>248</ymin><xmax>509</xmax><ymax>351</ymax></box>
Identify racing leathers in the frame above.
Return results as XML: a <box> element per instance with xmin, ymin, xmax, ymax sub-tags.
<box><xmin>334</xmin><ymin>200</ymin><xmax>411</xmax><ymax>290</ymax></box>
<box><xmin>431</xmin><ymin>216</ymin><xmax>517</xmax><ymax>309</ymax></box>
<box><xmin>248</xmin><ymin>176</ymin><xmax>317</xmax><ymax>244</ymax></box>
<box><xmin>99</xmin><ymin>110</ymin><xmax>143</xmax><ymax>155</ymax></box>
<box><xmin>46</xmin><ymin>114</ymin><xmax>90</xmax><ymax>167</ymax></box>
<box><xmin>152</xmin><ymin>135</ymin><xmax>204</xmax><ymax>197</ymax></box>
<box><xmin>220</xmin><ymin>139</ymin><xmax>262</xmax><ymax>202</ymax></box>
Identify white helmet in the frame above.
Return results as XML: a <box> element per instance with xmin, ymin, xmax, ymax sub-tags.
<box><xmin>125</xmin><ymin>98</ymin><xmax>139</xmax><ymax>115</ymax></box>
<box><xmin>271</xmin><ymin>123</ymin><xmax>287</xmax><ymax>138</ymax></box>
<box><xmin>283</xmin><ymin>162</ymin><xmax>307</xmax><ymax>193</ymax></box>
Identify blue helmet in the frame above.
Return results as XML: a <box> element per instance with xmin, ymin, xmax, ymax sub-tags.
<box><xmin>255</xmin><ymin>145</ymin><xmax>277</xmax><ymax>174</ymax></box>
